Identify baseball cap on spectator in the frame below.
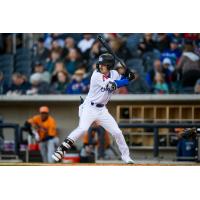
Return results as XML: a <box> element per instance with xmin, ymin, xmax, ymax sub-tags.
<box><xmin>30</xmin><ymin>73</ymin><xmax>43</xmax><ymax>84</ymax></box>
<box><xmin>74</xmin><ymin>69</ymin><xmax>85</xmax><ymax>76</ymax></box>
<box><xmin>39</xmin><ymin>106</ymin><xmax>49</xmax><ymax>113</ymax></box>
<box><xmin>163</xmin><ymin>58</ymin><xmax>171</xmax><ymax>65</ymax></box>
<box><xmin>171</xmin><ymin>38</ymin><xmax>179</xmax><ymax>44</ymax></box>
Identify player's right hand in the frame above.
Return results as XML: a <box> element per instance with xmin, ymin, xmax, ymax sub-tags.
<box><xmin>124</xmin><ymin>68</ymin><xmax>135</xmax><ymax>81</ymax></box>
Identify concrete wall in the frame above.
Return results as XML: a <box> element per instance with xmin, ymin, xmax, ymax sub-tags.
<box><xmin>0</xmin><ymin>94</ymin><xmax>200</xmax><ymax>156</ymax></box>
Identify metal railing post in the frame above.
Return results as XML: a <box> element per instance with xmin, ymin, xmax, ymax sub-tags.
<box><xmin>153</xmin><ymin>128</ymin><xmax>159</xmax><ymax>157</ymax></box>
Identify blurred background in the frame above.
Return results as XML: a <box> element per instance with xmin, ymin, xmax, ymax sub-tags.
<box><xmin>0</xmin><ymin>33</ymin><xmax>200</xmax><ymax>164</ymax></box>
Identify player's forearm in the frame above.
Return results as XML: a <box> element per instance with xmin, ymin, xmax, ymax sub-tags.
<box><xmin>114</xmin><ymin>79</ymin><xmax>129</xmax><ymax>88</ymax></box>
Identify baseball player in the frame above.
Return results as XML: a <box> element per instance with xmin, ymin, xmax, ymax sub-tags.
<box><xmin>52</xmin><ymin>53</ymin><xmax>135</xmax><ymax>163</ymax></box>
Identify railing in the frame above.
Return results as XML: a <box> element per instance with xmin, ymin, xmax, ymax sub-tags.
<box><xmin>119</xmin><ymin>122</ymin><xmax>200</xmax><ymax>158</ymax></box>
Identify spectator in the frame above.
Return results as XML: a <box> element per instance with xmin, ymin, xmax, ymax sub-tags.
<box><xmin>64</xmin><ymin>48</ymin><xmax>81</xmax><ymax>75</ymax></box>
<box><xmin>161</xmin><ymin>58</ymin><xmax>173</xmax><ymax>89</ymax></box>
<box><xmin>33</xmin><ymin>62</ymin><xmax>51</xmax><ymax>83</ymax></box>
<box><xmin>45</xmin><ymin>50</ymin><xmax>61</xmax><ymax>73</ymax></box>
<box><xmin>51</xmin><ymin>39</ymin><xmax>63</xmax><ymax>55</ymax></box>
<box><xmin>176</xmin><ymin>40</ymin><xmax>200</xmax><ymax>88</ymax></box>
<box><xmin>146</xmin><ymin>59</ymin><xmax>163</xmax><ymax>91</ymax></box>
<box><xmin>153</xmin><ymin>72</ymin><xmax>169</xmax><ymax>94</ymax></box>
<box><xmin>51</xmin><ymin>61</ymin><xmax>68</xmax><ymax>84</ymax></box>
<box><xmin>155</xmin><ymin>33</ymin><xmax>170</xmax><ymax>52</ymax></box>
<box><xmin>138</xmin><ymin>33</ymin><xmax>156</xmax><ymax>55</ymax></box>
<box><xmin>66</xmin><ymin>68</ymin><xmax>89</xmax><ymax>94</ymax></box>
<box><xmin>194</xmin><ymin>79</ymin><xmax>200</xmax><ymax>94</ymax></box>
<box><xmin>162</xmin><ymin>57</ymin><xmax>174</xmax><ymax>72</ymax></box>
<box><xmin>0</xmin><ymin>71</ymin><xmax>8</xmax><ymax>94</ymax></box>
<box><xmin>78</xmin><ymin>33</ymin><xmax>95</xmax><ymax>53</ymax></box>
<box><xmin>52</xmin><ymin>71</ymin><xmax>69</xmax><ymax>94</ymax></box>
<box><xmin>33</xmin><ymin>37</ymin><xmax>50</xmax><ymax>65</ymax></box>
<box><xmin>27</xmin><ymin>73</ymin><xmax>54</xmax><ymax>95</ymax></box>
<box><xmin>127</xmin><ymin>69</ymin><xmax>149</xmax><ymax>94</ymax></box>
<box><xmin>7</xmin><ymin>73</ymin><xmax>31</xmax><ymax>95</ymax></box>
<box><xmin>89</xmin><ymin>40</ymin><xmax>102</xmax><ymax>61</ymax></box>
<box><xmin>62</xmin><ymin>37</ymin><xmax>78</xmax><ymax>58</ymax></box>
<box><xmin>161</xmin><ymin>38</ymin><xmax>182</xmax><ymax>66</ymax></box>
<box><xmin>25</xmin><ymin>106</ymin><xmax>59</xmax><ymax>163</ymax></box>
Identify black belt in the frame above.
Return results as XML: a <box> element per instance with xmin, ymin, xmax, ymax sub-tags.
<box><xmin>91</xmin><ymin>102</ymin><xmax>104</xmax><ymax>108</ymax></box>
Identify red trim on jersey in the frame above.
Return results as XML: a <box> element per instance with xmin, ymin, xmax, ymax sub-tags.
<box><xmin>102</xmin><ymin>73</ymin><xmax>110</xmax><ymax>81</ymax></box>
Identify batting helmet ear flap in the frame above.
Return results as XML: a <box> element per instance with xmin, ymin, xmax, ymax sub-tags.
<box><xmin>96</xmin><ymin>63</ymin><xmax>100</xmax><ymax>71</ymax></box>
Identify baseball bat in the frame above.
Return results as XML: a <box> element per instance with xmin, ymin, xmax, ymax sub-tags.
<box><xmin>97</xmin><ymin>35</ymin><xmax>126</xmax><ymax>69</ymax></box>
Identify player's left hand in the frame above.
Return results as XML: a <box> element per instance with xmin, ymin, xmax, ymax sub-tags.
<box><xmin>106</xmin><ymin>81</ymin><xmax>117</xmax><ymax>91</ymax></box>
<box><xmin>124</xmin><ymin>68</ymin><xmax>135</xmax><ymax>81</ymax></box>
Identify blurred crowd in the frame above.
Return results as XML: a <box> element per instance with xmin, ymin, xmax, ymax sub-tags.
<box><xmin>0</xmin><ymin>33</ymin><xmax>200</xmax><ymax>95</ymax></box>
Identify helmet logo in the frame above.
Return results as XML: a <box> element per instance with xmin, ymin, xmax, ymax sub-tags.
<box><xmin>99</xmin><ymin>57</ymin><xmax>103</xmax><ymax>62</ymax></box>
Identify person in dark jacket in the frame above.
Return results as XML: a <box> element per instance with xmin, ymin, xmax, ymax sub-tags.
<box><xmin>7</xmin><ymin>73</ymin><xmax>31</xmax><ymax>95</ymax></box>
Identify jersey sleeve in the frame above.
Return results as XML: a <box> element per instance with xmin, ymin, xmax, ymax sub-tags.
<box><xmin>112</xmin><ymin>70</ymin><xmax>122</xmax><ymax>80</ymax></box>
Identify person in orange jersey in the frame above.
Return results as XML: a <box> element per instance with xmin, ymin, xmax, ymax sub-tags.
<box><xmin>27</xmin><ymin>106</ymin><xmax>59</xmax><ymax>163</ymax></box>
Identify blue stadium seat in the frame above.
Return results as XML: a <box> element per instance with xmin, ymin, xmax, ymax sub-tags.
<box><xmin>126</xmin><ymin>58</ymin><xmax>144</xmax><ymax>74</ymax></box>
<box><xmin>15</xmin><ymin>61</ymin><xmax>32</xmax><ymax>77</ymax></box>
<box><xmin>0</xmin><ymin>54</ymin><xmax>14</xmax><ymax>65</ymax></box>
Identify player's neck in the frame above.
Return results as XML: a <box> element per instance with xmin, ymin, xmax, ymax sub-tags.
<box><xmin>103</xmin><ymin>71</ymin><xmax>110</xmax><ymax>77</ymax></box>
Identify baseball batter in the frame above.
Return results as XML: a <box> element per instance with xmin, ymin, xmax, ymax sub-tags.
<box><xmin>52</xmin><ymin>53</ymin><xmax>135</xmax><ymax>163</ymax></box>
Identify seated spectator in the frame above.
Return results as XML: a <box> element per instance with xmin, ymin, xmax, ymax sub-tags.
<box><xmin>161</xmin><ymin>38</ymin><xmax>182</xmax><ymax>66</ymax></box>
<box><xmin>62</xmin><ymin>37</ymin><xmax>79</xmax><ymax>58</ymax></box>
<box><xmin>27</xmin><ymin>73</ymin><xmax>54</xmax><ymax>95</ymax></box>
<box><xmin>64</xmin><ymin>48</ymin><xmax>81</xmax><ymax>75</ymax></box>
<box><xmin>194</xmin><ymin>79</ymin><xmax>200</xmax><ymax>94</ymax></box>
<box><xmin>176</xmin><ymin>40</ymin><xmax>200</xmax><ymax>87</ymax></box>
<box><xmin>24</xmin><ymin>106</ymin><xmax>59</xmax><ymax>163</ymax></box>
<box><xmin>51</xmin><ymin>39</ymin><xmax>63</xmax><ymax>55</ymax></box>
<box><xmin>45</xmin><ymin>50</ymin><xmax>61</xmax><ymax>73</ymax></box>
<box><xmin>33</xmin><ymin>62</ymin><xmax>51</xmax><ymax>83</ymax></box>
<box><xmin>52</xmin><ymin>71</ymin><xmax>69</xmax><ymax>94</ymax></box>
<box><xmin>153</xmin><ymin>72</ymin><xmax>169</xmax><ymax>94</ymax></box>
<box><xmin>138</xmin><ymin>33</ymin><xmax>156</xmax><ymax>55</ymax></box>
<box><xmin>161</xmin><ymin>58</ymin><xmax>173</xmax><ymax>89</ymax></box>
<box><xmin>162</xmin><ymin>57</ymin><xmax>174</xmax><ymax>72</ymax></box>
<box><xmin>89</xmin><ymin>40</ymin><xmax>102</xmax><ymax>61</ymax></box>
<box><xmin>51</xmin><ymin>61</ymin><xmax>69</xmax><ymax>84</ymax></box>
<box><xmin>146</xmin><ymin>59</ymin><xmax>163</xmax><ymax>91</ymax></box>
<box><xmin>7</xmin><ymin>73</ymin><xmax>31</xmax><ymax>95</ymax></box>
<box><xmin>78</xmin><ymin>33</ymin><xmax>95</xmax><ymax>53</ymax></box>
<box><xmin>155</xmin><ymin>33</ymin><xmax>170</xmax><ymax>52</ymax></box>
<box><xmin>0</xmin><ymin>71</ymin><xmax>9</xmax><ymax>94</ymax></box>
<box><xmin>33</xmin><ymin>37</ymin><xmax>50</xmax><ymax>65</ymax></box>
<box><xmin>127</xmin><ymin>69</ymin><xmax>149</xmax><ymax>94</ymax></box>
<box><xmin>66</xmin><ymin>68</ymin><xmax>89</xmax><ymax>94</ymax></box>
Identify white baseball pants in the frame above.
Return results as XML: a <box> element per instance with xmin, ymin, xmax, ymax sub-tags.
<box><xmin>67</xmin><ymin>102</ymin><xmax>130</xmax><ymax>160</ymax></box>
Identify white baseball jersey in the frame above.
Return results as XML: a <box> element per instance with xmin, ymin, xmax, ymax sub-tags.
<box><xmin>66</xmin><ymin>69</ymin><xmax>132</xmax><ymax>163</ymax></box>
<box><xmin>84</xmin><ymin>70</ymin><xmax>121</xmax><ymax>105</ymax></box>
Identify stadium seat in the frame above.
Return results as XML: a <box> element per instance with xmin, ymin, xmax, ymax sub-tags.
<box><xmin>15</xmin><ymin>61</ymin><xmax>32</xmax><ymax>77</ymax></box>
<box><xmin>126</xmin><ymin>58</ymin><xmax>144</xmax><ymax>74</ymax></box>
<box><xmin>0</xmin><ymin>54</ymin><xmax>14</xmax><ymax>66</ymax></box>
<box><xmin>16</xmin><ymin>48</ymin><xmax>32</xmax><ymax>56</ymax></box>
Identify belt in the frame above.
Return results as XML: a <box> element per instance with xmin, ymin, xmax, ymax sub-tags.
<box><xmin>91</xmin><ymin>102</ymin><xmax>104</xmax><ymax>108</ymax></box>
